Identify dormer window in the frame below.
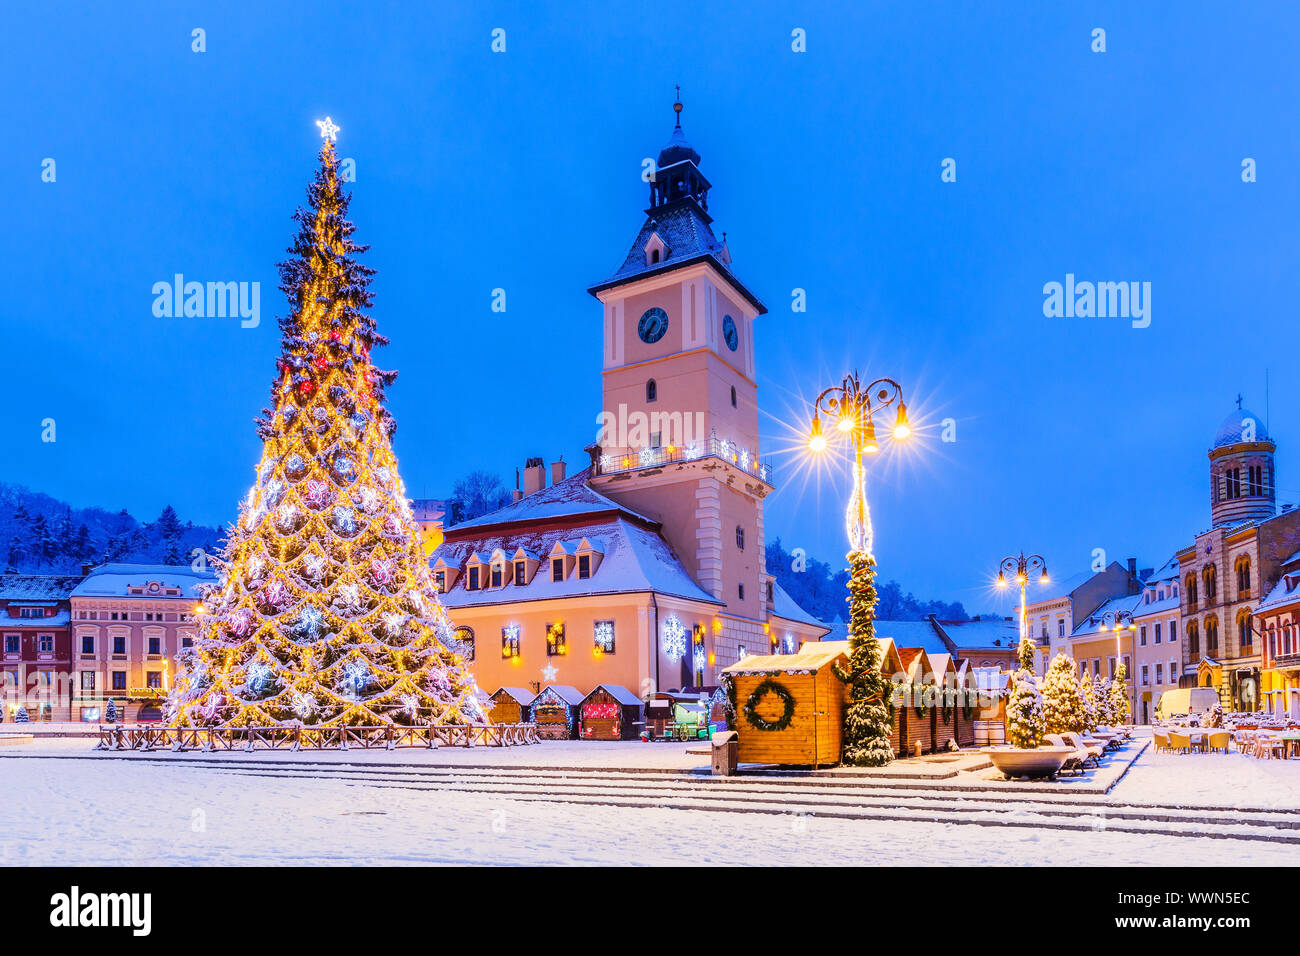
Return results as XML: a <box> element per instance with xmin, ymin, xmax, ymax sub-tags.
<box><xmin>644</xmin><ymin>232</ymin><xmax>669</xmax><ymax>267</ymax></box>
<box><xmin>514</xmin><ymin>560</ymin><xmax>526</xmax><ymax>585</ymax></box>
<box><xmin>578</xmin><ymin>554</ymin><xmax>591</xmax><ymax>579</ymax></box>
<box><xmin>434</xmin><ymin>570</ymin><xmax>445</xmax><ymax>591</ymax></box>
<box><xmin>552</xmin><ymin>558</ymin><xmax>565</xmax><ymax>582</ymax></box>
<box><xmin>490</xmin><ymin>564</ymin><xmax>503</xmax><ymax>588</ymax></box>
<box><xmin>468</xmin><ymin>566</ymin><xmax>480</xmax><ymax>591</ymax></box>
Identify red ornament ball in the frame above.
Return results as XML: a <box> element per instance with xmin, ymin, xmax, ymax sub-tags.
<box><xmin>299</xmin><ymin>380</ymin><xmax>315</xmax><ymax>396</ymax></box>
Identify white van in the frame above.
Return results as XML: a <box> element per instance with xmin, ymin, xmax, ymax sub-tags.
<box><xmin>1155</xmin><ymin>687</ymin><xmax>1220</xmax><ymax>721</ymax></box>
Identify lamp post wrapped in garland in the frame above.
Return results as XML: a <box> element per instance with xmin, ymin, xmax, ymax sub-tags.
<box><xmin>807</xmin><ymin>372</ymin><xmax>911</xmax><ymax>766</ymax></box>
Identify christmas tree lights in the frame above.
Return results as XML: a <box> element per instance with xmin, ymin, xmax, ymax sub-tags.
<box><xmin>167</xmin><ymin>126</ymin><xmax>483</xmax><ymax>728</ymax></box>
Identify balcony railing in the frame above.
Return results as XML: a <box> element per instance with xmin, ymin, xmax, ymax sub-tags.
<box><xmin>596</xmin><ymin>436</ymin><xmax>774</xmax><ymax>486</ymax></box>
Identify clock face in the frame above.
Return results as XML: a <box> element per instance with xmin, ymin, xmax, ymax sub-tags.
<box><xmin>722</xmin><ymin>314</ymin><xmax>739</xmax><ymax>351</ymax></box>
<box><xmin>638</xmin><ymin>307</ymin><xmax>669</xmax><ymax>344</ymax></box>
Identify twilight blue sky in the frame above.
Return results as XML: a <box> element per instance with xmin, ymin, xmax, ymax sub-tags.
<box><xmin>3</xmin><ymin>1</ymin><xmax>1297</xmax><ymax>611</ymax></box>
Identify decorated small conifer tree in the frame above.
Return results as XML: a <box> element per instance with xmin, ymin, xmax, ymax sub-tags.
<box><xmin>14</xmin><ymin>706</ymin><xmax>30</xmax><ymax>723</ymax></box>
<box><xmin>1110</xmin><ymin>662</ymin><xmax>1130</xmax><ymax>725</ymax></box>
<box><xmin>1006</xmin><ymin>634</ymin><xmax>1045</xmax><ymax>748</ymax></box>
<box><xmin>1042</xmin><ymin>653</ymin><xmax>1084</xmax><ymax>734</ymax></box>
<box><xmin>1095</xmin><ymin>676</ymin><xmax>1116</xmax><ymax>726</ymax></box>
<box><xmin>1079</xmin><ymin>671</ymin><xmax>1100</xmax><ymax>733</ymax></box>
<box><xmin>837</xmin><ymin>551</ymin><xmax>895</xmax><ymax>766</ymax></box>
<box><xmin>104</xmin><ymin>698</ymin><xmax>118</xmax><ymax>724</ymax></box>
<box><xmin>167</xmin><ymin>123</ymin><xmax>483</xmax><ymax>729</ymax></box>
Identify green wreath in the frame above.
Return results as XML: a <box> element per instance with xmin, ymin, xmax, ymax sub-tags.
<box><xmin>743</xmin><ymin>678</ymin><xmax>796</xmax><ymax>732</ymax></box>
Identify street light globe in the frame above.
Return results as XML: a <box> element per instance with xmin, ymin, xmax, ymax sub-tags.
<box><xmin>892</xmin><ymin>402</ymin><xmax>910</xmax><ymax>439</ymax></box>
<box><xmin>1039</xmin><ymin>572</ymin><xmax>1049</xmax><ymax>585</ymax></box>
<box><xmin>996</xmin><ymin>573</ymin><xmax>1007</xmax><ymax>588</ymax></box>
<box><xmin>809</xmin><ymin>434</ymin><xmax>827</xmax><ymax>453</ymax></box>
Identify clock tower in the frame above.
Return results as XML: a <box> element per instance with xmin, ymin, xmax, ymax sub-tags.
<box><xmin>587</xmin><ymin>95</ymin><xmax>775</xmax><ymax>676</ymax></box>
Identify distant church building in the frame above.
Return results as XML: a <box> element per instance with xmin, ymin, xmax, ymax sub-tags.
<box><xmin>1177</xmin><ymin>401</ymin><xmax>1300</xmax><ymax>710</ymax></box>
<box><xmin>430</xmin><ymin>101</ymin><xmax>826</xmax><ymax>702</ymax></box>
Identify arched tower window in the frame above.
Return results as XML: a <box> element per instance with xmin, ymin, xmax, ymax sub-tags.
<box><xmin>1187</xmin><ymin>620</ymin><xmax>1200</xmax><ymax>657</ymax></box>
<box><xmin>646</xmin><ymin>379</ymin><xmax>657</xmax><ymax>402</ymax></box>
<box><xmin>1237</xmin><ymin>609</ymin><xmax>1253</xmax><ymax>649</ymax></box>
<box><xmin>1185</xmin><ymin>573</ymin><xmax>1199</xmax><ymax>612</ymax></box>
<box><xmin>1203</xmin><ymin>566</ymin><xmax>1217</xmax><ymax>603</ymax></box>
<box><xmin>1235</xmin><ymin>556</ymin><xmax>1251</xmax><ymax>597</ymax></box>
<box><xmin>1205</xmin><ymin>615</ymin><xmax>1219</xmax><ymax>655</ymax></box>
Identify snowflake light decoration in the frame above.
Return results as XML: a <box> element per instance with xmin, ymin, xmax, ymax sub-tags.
<box><xmin>303</xmin><ymin>480</ymin><xmax>331</xmax><ymax>509</ymax></box>
<box><xmin>276</xmin><ymin>502</ymin><xmax>297</xmax><ymax>530</ymax></box>
<box><xmin>382</xmin><ymin>611</ymin><xmax>405</xmax><ymax>636</ymax></box>
<box><xmin>228</xmin><ymin>608</ymin><xmax>254</xmax><ymax>637</ymax></box>
<box><xmin>246</xmin><ymin>661</ymin><xmax>272</xmax><ymax>693</ymax></box>
<box><xmin>341</xmin><ymin>659</ymin><xmax>369</xmax><ymax>696</ymax></box>
<box><xmin>400</xmin><ymin>694</ymin><xmax>419</xmax><ymax>718</ymax></box>
<box><xmin>599</xmin><ymin>453</ymin><xmax>612</xmax><ymax>471</ymax></box>
<box><xmin>333</xmin><ymin>506</ymin><xmax>357</xmax><ymax>534</ymax></box>
<box><xmin>263</xmin><ymin>579</ymin><xmax>290</xmax><ymax>609</ymax></box>
<box><xmin>338</xmin><ymin>583</ymin><xmax>362</xmax><ymax>613</ymax></box>
<box><xmin>297</xmin><ymin>606</ymin><xmax>323</xmax><ymax>638</ymax></box>
<box><xmin>693</xmin><ymin>645</ymin><xmax>707</xmax><ymax>676</ymax></box>
<box><xmin>662</xmin><ymin>615</ymin><xmax>687</xmax><ymax>661</ymax></box>
<box><xmin>292</xmin><ymin>692</ymin><xmax>317</xmax><ymax>720</ymax></box>
<box><xmin>356</xmin><ymin>485</ymin><xmax>380</xmax><ymax>513</ymax></box>
<box><xmin>639</xmin><ymin>446</ymin><xmax>655</xmax><ymax>465</ymax></box>
<box><xmin>370</xmin><ymin>557</ymin><xmax>396</xmax><ymax>586</ymax></box>
<box><xmin>302</xmin><ymin>552</ymin><xmax>326</xmax><ymax>580</ymax></box>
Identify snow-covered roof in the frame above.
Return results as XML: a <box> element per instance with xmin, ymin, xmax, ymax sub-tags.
<box><xmin>1256</xmin><ymin>572</ymin><xmax>1300</xmax><ymax>614</ymax></box>
<box><xmin>0</xmin><ymin>574</ymin><xmax>83</xmax><ymax>601</ymax></box>
<box><xmin>938</xmin><ymin>618</ymin><xmax>1020</xmax><ymax>650</ymax></box>
<box><xmin>588</xmin><ymin>203</ymin><xmax>765</xmax><ymax>314</ymax></box>
<box><xmin>72</xmin><ymin>563</ymin><xmax>214</xmax><ymax>598</ymax></box>
<box><xmin>587</xmin><ymin>684</ymin><xmax>643</xmax><ymax>707</ymax></box>
<box><xmin>433</xmin><ymin>516</ymin><xmax>720</xmax><ymax>608</ymax></box>
<box><xmin>770</xmin><ymin>582</ymin><xmax>827</xmax><ymax>631</ymax></box>
<box><xmin>723</xmin><ymin>640</ymin><xmax>848</xmax><ymax>676</ymax></box>
<box><xmin>2</xmin><ymin>610</ymin><xmax>71</xmax><ymax>628</ymax></box>
<box><xmin>450</xmin><ymin>469</ymin><xmax>653</xmax><ymax>531</ymax></box>
<box><xmin>875</xmin><ymin>619</ymin><xmax>949</xmax><ymax>656</ymax></box>
<box><xmin>534</xmin><ymin>684</ymin><xmax>585</xmax><ymax>707</ymax></box>
<box><xmin>1070</xmin><ymin>593</ymin><xmax>1143</xmax><ymax>638</ymax></box>
<box><xmin>490</xmin><ymin>687</ymin><xmax>534</xmax><ymax>705</ymax></box>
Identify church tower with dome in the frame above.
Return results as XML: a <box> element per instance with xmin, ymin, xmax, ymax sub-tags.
<box><xmin>1176</xmin><ymin>399</ymin><xmax>1300</xmax><ymax>711</ymax></box>
<box><xmin>1209</xmin><ymin>399</ymin><xmax>1276</xmax><ymax>528</ymax></box>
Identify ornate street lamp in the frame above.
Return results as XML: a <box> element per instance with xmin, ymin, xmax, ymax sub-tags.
<box><xmin>807</xmin><ymin>372</ymin><xmax>910</xmax><ymax>557</ymax></box>
<box><xmin>806</xmin><ymin>372</ymin><xmax>911</xmax><ymax>767</ymax></box>
<box><xmin>1098</xmin><ymin>609</ymin><xmax>1136</xmax><ymax>719</ymax></box>
<box><xmin>995</xmin><ymin>552</ymin><xmax>1050</xmax><ymax>652</ymax></box>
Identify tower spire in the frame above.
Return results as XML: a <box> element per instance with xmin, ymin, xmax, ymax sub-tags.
<box><xmin>674</xmin><ymin>85</ymin><xmax>683</xmax><ymax>129</ymax></box>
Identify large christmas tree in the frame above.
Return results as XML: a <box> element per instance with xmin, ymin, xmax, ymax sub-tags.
<box><xmin>168</xmin><ymin>123</ymin><xmax>483</xmax><ymax>728</ymax></box>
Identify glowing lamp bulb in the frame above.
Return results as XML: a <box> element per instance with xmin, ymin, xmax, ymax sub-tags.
<box><xmin>996</xmin><ymin>573</ymin><xmax>1007</xmax><ymax>588</ymax></box>
<box><xmin>809</xmin><ymin>415</ymin><xmax>826</xmax><ymax>452</ymax></box>
<box><xmin>1039</xmin><ymin>572</ymin><xmax>1050</xmax><ymax>584</ymax></box>
<box><xmin>863</xmin><ymin>419</ymin><xmax>879</xmax><ymax>454</ymax></box>
<box><xmin>892</xmin><ymin>401</ymin><xmax>911</xmax><ymax>439</ymax></box>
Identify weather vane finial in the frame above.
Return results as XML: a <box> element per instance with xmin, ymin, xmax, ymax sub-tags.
<box><xmin>316</xmin><ymin>116</ymin><xmax>340</xmax><ymax>142</ymax></box>
<box><xmin>673</xmin><ymin>86</ymin><xmax>683</xmax><ymax>128</ymax></box>
<box><xmin>1237</xmin><ymin>393</ymin><xmax>1243</xmax><ymax>409</ymax></box>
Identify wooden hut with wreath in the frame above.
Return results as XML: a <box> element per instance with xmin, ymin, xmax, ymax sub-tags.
<box><xmin>579</xmin><ymin>684</ymin><xmax>643</xmax><ymax>740</ymax></box>
<box><xmin>486</xmin><ymin>687</ymin><xmax>535</xmax><ymax>725</ymax></box>
<box><xmin>529</xmin><ymin>685</ymin><xmax>584</xmax><ymax>740</ymax></box>
<box><xmin>925</xmin><ymin>652</ymin><xmax>963</xmax><ymax>751</ymax></box>
<box><xmin>721</xmin><ymin>638</ymin><xmax>905</xmax><ymax>767</ymax></box>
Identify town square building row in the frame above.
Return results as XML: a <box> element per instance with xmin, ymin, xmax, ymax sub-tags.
<box><xmin>1024</xmin><ymin>403</ymin><xmax>1300</xmax><ymax>722</ymax></box>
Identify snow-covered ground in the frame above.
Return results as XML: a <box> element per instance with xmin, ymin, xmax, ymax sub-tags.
<box><xmin>1</xmin><ymin>735</ymin><xmax>1298</xmax><ymax>865</ymax></box>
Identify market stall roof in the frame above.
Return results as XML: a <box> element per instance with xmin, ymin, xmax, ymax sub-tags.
<box><xmin>491</xmin><ymin>687</ymin><xmax>535</xmax><ymax>705</ymax></box>
<box><xmin>533</xmin><ymin>684</ymin><xmax>585</xmax><ymax>706</ymax></box>
<box><xmin>587</xmin><ymin>684</ymin><xmax>643</xmax><ymax>707</ymax></box>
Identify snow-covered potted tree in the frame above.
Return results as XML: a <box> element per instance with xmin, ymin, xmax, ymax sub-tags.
<box><xmin>14</xmin><ymin>706</ymin><xmax>30</xmax><ymax>723</ymax></box>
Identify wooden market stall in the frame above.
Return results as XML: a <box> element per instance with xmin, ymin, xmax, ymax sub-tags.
<box><xmin>895</xmin><ymin>647</ymin><xmax>934</xmax><ymax>756</ymax></box>
<box><xmin>926</xmin><ymin>652</ymin><xmax>962</xmax><ymax>752</ymax></box>
<box><xmin>579</xmin><ymin>685</ymin><xmax>644</xmax><ymax>740</ymax></box>
<box><xmin>721</xmin><ymin>639</ymin><xmax>905</xmax><ymax>767</ymax></box>
<box><xmin>529</xmin><ymin>685</ymin><xmax>584</xmax><ymax>740</ymax></box>
<box><xmin>487</xmin><ymin>687</ymin><xmax>535</xmax><ymax>725</ymax></box>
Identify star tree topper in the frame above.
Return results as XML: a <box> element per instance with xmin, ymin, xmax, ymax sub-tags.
<box><xmin>316</xmin><ymin>116</ymin><xmax>340</xmax><ymax>142</ymax></box>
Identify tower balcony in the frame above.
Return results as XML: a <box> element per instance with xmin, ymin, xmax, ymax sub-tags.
<box><xmin>595</xmin><ymin>436</ymin><xmax>774</xmax><ymax>488</ymax></box>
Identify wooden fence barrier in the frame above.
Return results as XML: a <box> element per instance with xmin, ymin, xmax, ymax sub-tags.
<box><xmin>94</xmin><ymin>723</ymin><xmax>539</xmax><ymax>752</ymax></box>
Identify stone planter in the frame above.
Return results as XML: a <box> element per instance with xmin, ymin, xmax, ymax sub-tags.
<box><xmin>982</xmin><ymin>746</ymin><xmax>1073</xmax><ymax>779</ymax></box>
